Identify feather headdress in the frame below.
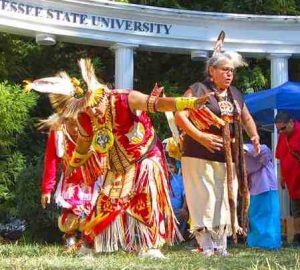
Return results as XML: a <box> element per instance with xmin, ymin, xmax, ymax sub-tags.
<box><xmin>35</xmin><ymin>113</ymin><xmax>64</xmax><ymax>131</ymax></box>
<box><xmin>24</xmin><ymin>58</ymin><xmax>110</xmax><ymax>124</ymax></box>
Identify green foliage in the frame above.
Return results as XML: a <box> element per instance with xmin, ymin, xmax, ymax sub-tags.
<box><xmin>222</xmin><ymin>0</ymin><xmax>298</xmax><ymax>15</ymax></box>
<box><xmin>0</xmin><ymin>82</ymin><xmax>37</xmax><ymax>149</ymax></box>
<box><xmin>0</xmin><ymin>82</ymin><xmax>38</xmax><ymax>219</ymax></box>
<box><xmin>235</xmin><ymin>64</ymin><xmax>269</xmax><ymax>94</ymax></box>
<box><xmin>15</xmin><ymin>158</ymin><xmax>61</xmax><ymax>243</ymax></box>
<box><xmin>128</xmin><ymin>0</ymin><xmax>182</xmax><ymax>8</ymax></box>
<box><xmin>0</xmin><ymin>33</ymin><xmax>114</xmax><ymax>86</ymax></box>
<box><xmin>0</xmin><ymin>152</ymin><xmax>25</xmax><ymax>217</ymax></box>
<box><xmin>0</xmin><ymin>34</ymin><xmax>38</xmax><ymax>82</ymax></box>
<box><xmin>127</xmin><ymin>0</ymin><xmax>299</xmax><ymax>15</ymax></box>
<box><xmin>134</xmin><ymin>51</ymin><xmax>206</xmax><ymax>93</ymax></box>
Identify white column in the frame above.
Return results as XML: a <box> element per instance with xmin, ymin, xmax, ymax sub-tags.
<box><xmin>112</xmin><ymin>43</ymin><xmax>138</xmax><ymax>89</ymax></box>
<box><xmin>270</xmin><ymin>54</ymin><xmax>290</xmax><ymax>88</ymax></box>
<box><xmin>269</xmin><ymin>53</ymin><xmax>291</xmax><ymax>218</ymax></box>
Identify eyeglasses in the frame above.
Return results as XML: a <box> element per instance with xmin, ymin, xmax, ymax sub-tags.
<box><xmin>216</xmin><ymin>66</ymin><xmax>235</xmax><ymax>74</ymax></box>
<box><xmin>278</xmin><ymin>126</ymin><xmax>287</xmax><ymax>132</ymax></box>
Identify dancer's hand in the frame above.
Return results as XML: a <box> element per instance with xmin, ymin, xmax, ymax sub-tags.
<box><xmin>65</xmin><ymin>166</ymin><xmax>74</xmax><ymax>179</ymax></box>
<box><xmin>195</xmin><ymin>92</ymin><xmax>214</xmax><ymax>109</ymax></box>
<box><xmin>41</xmin><ymin>193</ymin><xmax>51</xmax><ymax>209</ymax></box>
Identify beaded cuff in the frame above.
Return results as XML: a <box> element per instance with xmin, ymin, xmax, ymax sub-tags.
<box><xmin>146</xmin><ymin>84</ymin><xmax>164</xmax><ymax>113</ymax></box>
<box><xmin>69</xmin><ymin>151</ymin><xmax>91</xmax><ymax>168</ymax></box>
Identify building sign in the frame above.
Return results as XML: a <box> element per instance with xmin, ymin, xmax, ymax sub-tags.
<box><xmin>0</xmin><ymin>0</ymin><xmax>172</xmax><ymax>35</ymax></box>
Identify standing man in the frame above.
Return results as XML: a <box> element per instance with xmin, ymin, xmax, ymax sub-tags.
<box><xmin>275</xmin><ymin>111</ymin><xmax>300</xmax><ymax>245</ymax></box>
<box><xmin>175</xmin><ymin>50</ymin><xmax>260</xmax><ymax>257</ymax></box>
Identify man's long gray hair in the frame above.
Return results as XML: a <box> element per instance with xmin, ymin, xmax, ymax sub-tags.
<box><xmin>206</xmin><ymin>51</ymin><xmax>248</xmax><ymax>71</ymax></box>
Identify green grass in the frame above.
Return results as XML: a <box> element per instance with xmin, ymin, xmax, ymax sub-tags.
<box><xmin>0</xmin><ymin>242</ymin><xmax>299</xmax><ymax>270</ymax></box>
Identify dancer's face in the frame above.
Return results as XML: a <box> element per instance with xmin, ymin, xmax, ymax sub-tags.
<box><xmin>87</xmin><ymin>105</ymin><xmax>104</xmax><ymax>118</ymax></box>
<box><xmin>209</xmin><ymin>60</ymin><xmax>234</xmax><ymax>90</ymax></box>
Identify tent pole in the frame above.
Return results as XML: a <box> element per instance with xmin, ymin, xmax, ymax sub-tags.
<box><xmin>270</xmin><ymin>54</ymin><xmax>290</xmax><ymax>222</ymax></box>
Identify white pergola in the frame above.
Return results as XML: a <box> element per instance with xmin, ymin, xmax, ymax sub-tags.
<box><xmin>0</xmin><ymin>0</ymin><xmax>296</xmax><ymax>216</ymax></box>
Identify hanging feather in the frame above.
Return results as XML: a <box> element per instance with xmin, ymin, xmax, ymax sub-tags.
<box><xmin>212</xmin><ymin>30</ymin><xmax>225</xmax><ymax>57</ymax></box>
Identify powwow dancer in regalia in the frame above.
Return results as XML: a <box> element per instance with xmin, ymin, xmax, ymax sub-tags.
<box><xmin>26</xmin><ymin>59</ymin><xmax>212</xmax><ymax>258</ymax></box>
<box><xmin>39</xmin><ymin>115</ymin><xmax>102</xmax><ymax>251</ymax></box>
<box><xmin>64</xmin><ymin>59</ymin><xmax>214</xmax><ymax>258</ymax></box>
<box><xmin>24</xmin><ymin>76</ymin><xmax>105</xmax><ymax>252</ymax></box>
<box><xmin>175</xmin><ymin>32</ymin><xmax>260</xmax><ymax>256</ymax></box>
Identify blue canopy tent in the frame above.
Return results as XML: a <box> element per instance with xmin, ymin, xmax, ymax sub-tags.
<box><xmin>244</xmin><ymin>81</ymin><xmax>300</xmax><ymax>131</ymax></box>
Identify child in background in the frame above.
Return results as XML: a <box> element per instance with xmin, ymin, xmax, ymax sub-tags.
<box><xmin>244</xmin><ymin>143</ymin><xmax>281</xmax><ymax>250</ymax></box>
<box><xmin>167</xmin><ymin>157</ymin><xmax>189</xmax><ymax>239</ymax></box>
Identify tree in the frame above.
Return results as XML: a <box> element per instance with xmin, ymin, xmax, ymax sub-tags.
<box><xmin>125</xmin><ymin>0</ymin><xmax>299</xmax><ymax>15</ymax></box>
<box><xmin>0</xmin><ymin>82</ymin><xmax>37</xmax><ymax>218</ymax></box>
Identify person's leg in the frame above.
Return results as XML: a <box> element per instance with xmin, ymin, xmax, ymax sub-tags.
<box><xmin>58</xmin><ymin>211</ymin><xmax>80</xmax><ymax>252</ymax></box>
<box><xmin>294</xmin><ymin>218</ymin><xmax>300</xmax><ymax>234</ymax></box>
<box><xmin>212</xmin><ymin>233</ymin><xmax>228</xmax><ymax>256</ymax></box>
<box><xmin>174</xmin><ymin>210</ymin><xmax>189</xmax><ymax>240</ymax></box>
<box><xmin>194</xmin><ymin>230</ymin><xmax>214</xmax><ymax>257</ymax></box>
<box><xmin>291</xmin><ymin>199</ymin><xmax>300</xmax><ymax>245</ymax></box>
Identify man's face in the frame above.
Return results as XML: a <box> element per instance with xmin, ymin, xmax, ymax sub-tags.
<box><xmin>209</xmin><ymin>60</ymin><xmax>234</xmax><ymax>90</ymax></box>
<box><xmin>276</xmin><ymin>120</ymin><xmax>294</xmax><ymax>136</ymax></box>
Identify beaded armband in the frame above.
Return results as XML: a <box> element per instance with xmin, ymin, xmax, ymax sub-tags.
<box><xmin>146</xmin><ymin>84</ymin><xmax>164</xmax><ymax>113</ymax></box>
<box><xmin>175</xmin><ymin>97</ymin><xmax>198</xmax><ymax>111</ymax></box>
<box><xmin>147</xmin><ymin>95</ymin><xmax>158</xmax><ymax>113</ymax></box>
<box><xmin>69</xmin><ymin>151</ymin><xmax>91</xmax><ymax>168</ymax></box>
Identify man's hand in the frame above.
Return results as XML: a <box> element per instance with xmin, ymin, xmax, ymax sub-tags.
<box><xmin>195</xmin><ymin>92</ymin><xmax>215</xmax><ymax>109</ymax></box>
<box><xmin>41</xmin><ymin>193</ymin><xmax>51</xmax><ymax>209</ymax></box>
<box><xmin>250</xmin><ymin>135</ymin><xmax>260</xmax><ymax>156</ymax></box>
<box><xmin>199</xmin><ymin>133</ymin><xmax>223</xmax><ymax>153</ymax></box>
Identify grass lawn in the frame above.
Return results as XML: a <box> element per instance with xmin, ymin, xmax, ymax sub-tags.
<box><xmin>0</xmin><ymin>242</ymin><xmax>299</xmax><ymax>270</ymax></box>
